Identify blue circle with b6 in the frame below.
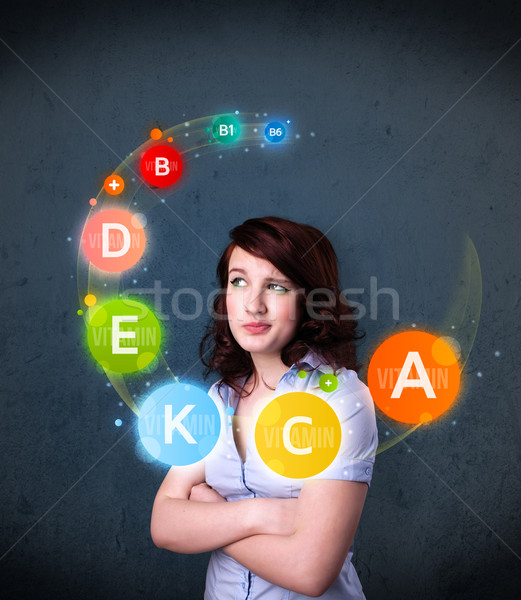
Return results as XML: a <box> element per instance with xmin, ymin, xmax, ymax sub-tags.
<box><xmin>265</xmin><ymin>122</ymin><xmax>286</xmax><ymax>143</ymax></box>
<box><xmin>138</xmin><ymin>382</ymin><xmax>222</xmax><ymax>466</ymax></box>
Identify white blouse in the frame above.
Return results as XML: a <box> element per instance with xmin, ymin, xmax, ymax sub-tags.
<box><xmin>204</xmin><ymin>349</ymin><xmax>378</xmax><ymax>599</ymax></box>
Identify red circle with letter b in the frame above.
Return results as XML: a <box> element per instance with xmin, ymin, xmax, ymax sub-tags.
<box><xmin>140</xmin><ymin>145</ymin><xmax>183</xmax><ymax>188</ymax></box>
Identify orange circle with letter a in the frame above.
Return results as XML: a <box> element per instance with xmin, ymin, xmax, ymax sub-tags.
<box><xmin>367</xmin><ymin>331</ymin><xmax>460</xmax><ymax>424</ymax></box>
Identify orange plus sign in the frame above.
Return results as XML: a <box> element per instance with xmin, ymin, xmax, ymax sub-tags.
<box><xmin>104</xmin><ymin>174</ymin><xmax>125</xmax><ymax>195</ymax></box>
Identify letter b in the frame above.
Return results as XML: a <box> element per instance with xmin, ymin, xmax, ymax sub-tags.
<box><xmin>155</xmin><ymin>157</ymin><xmax>170</xmax><ymax>176</ymax></box>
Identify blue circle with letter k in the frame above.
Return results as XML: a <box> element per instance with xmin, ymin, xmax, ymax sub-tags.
<box><xmin>138</xmin><ymin>383</ymin><xmax>221</xmax><ymax>466</ymax></box>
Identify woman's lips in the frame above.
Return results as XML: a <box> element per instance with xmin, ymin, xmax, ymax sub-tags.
<box><xmin>243</xmin><ymin>323</ymin><xmax>272</xmax><ymax>334</ymax></box>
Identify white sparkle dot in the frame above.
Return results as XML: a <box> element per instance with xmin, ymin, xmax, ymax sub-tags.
<box><xmin>343</xmin><ymin>470</ymin><xmax>348</xmax><ymax>476</ymax></box>
<box><xmin>235</xmin><ymin>110</ymin><xmax>239</xmax><ymax>115</ymax></box>
<box><xmin>295</xmin><ymin>134</ymin><xmax>301</xmax><ymax>139</ymax></box>
<box><xmin>407</xmin><ymin>448</ymin><xmax>412</xmax><ymax>453</ymax></box>
<box><xmin>310</xmin><ymin>131</ymin><xmax>315</xmax><ymax>137</ymax></box>
<box><xmin>218</xmin><ymin>155</ymin><xmax>223</xmax><ymax>159</ymax></box>
<box><xmin>133</xmin><ymin>201</ymin><xmax>137</xmax><ymax>205</ymax></box>
<box><xmin>263</xmin><ymin>112</ymin><xmax>267</xmax><ymax>116</ymax></box>
<box><xmin>165</xmin><ymin>350</ymin><xmax>169</xmax><ymax>355</ymax></box>
<box><xmin>226</xmin><ymin>454</ymin><xmax>231</xmax><ymax>459</ymax></box>
<box><xmin>412</xmin><ymin>323</ymin><xmax>416</xmax><ymax>328</ymax></box>
<box><xmin>66</xmin><ymin>236</ymin><xmax>72</xmax><ymax>242</ymax></box>
<box><xmin>161</xmin><ymin>198</ymin><xmax>165</xmax><ymax>203</ymax></box>
<box><xmin>255</xmin><ymin>113</ymin><xmax>259</xmax><ymax>117</ymax></box>
<box><xmin>260</xmin><ymin>144</ymin><xmax>265</xmax><ymax>148</ymax></box>
<box><xmin>185</xmin><ymin>122</ymin><xmax>190</xmax><ymax>127</ymax></box>
<box><xmin>70</xmin><ymin>275</ymin><xmax>74</xmax><ymax>279</ymax></box>
<box><xmin>385</xmin><ymin>431</ymin><xmax>390</xmax><ymax>436</ymax></box>
<box><xmin>451</xmin><ymin>420</ymin><xmax>457</xmax><ymax>425</ymax></box>
<box><xmin>144</xmin><ymin>267</ymin><xmax>148</xmax><ymax>272</ymax></box>
<box><xmin>145</xmin><ymin>381</ymin><xmax>151</xmax><ymax>387</ymax></box>
<box><xmin>340</xmin><ymin>399</ymin><xmax>344</xmax><ymax>403</ymax></box>
<box><xmin>185</xmin><ymin>132</ymin><xmax>189</xmax><ymax>137</ymax></box>
<box><xmin>244</xmin><ymin>148</ymin><xmax>249</xmax><ymax>152</ymax></box>
<box><xmin>494</xmin><ymin>350</ymin><xmax>500</xmax><ymax>357</ymax></box>
<box><xmin>195</xmin><ymin>153</ymin><xmax>199</xmax><ymax>158</ymax></box>
<box><xmin>131</xmin><ymin>177</ymin><xmax>136</xmax><ymax>182</ymax></box>
<box><xmin>253</xmin><ymin>128</ymin><xmax>258</xmax><ymax>132</ymax></box>
<box><xmin>227</xmin><ymin>440</ymin><xmax>232</xmax><ymax>445</ymax></box>
<box><xmin>348</xmin><ymin>430</ymin><xmax>353</xmax><ymax>435</ymax></box>
<box><xmin>477</xmin><ymin>371</ymin><xmax>482</xmax><ymax>377</ymax></box>
<box><xmin>184</xmin><ymin>385</ymin><xmax>190</xmax><ymax>391</ymax></box>
<box><xmin>118</xmin><ymin>401</ymin><xmax>123</xmax><ymax>406</ymax></box>
<box><xmin>133</xmin><ymin>279</ymin><xmax>137</xmax><ymax>284</ymax></box>
<box><xmin>451</xmin><ymin>325</ymin><xmax>455</xmax><ymax>329</ymax></box>
<box><xmin>103</xmin><ymin>283</ymin><xmax>107</xmax><ymax>287</ymax></box>
<box><xmin>472</xmin><ymin>319</ymin><xmax>475</xmax><ymax>324</ymax></box>
<box><xmin>106</xmin><ymin>382</ymin><xmax>111</xmax><ymax>387</ymax></box>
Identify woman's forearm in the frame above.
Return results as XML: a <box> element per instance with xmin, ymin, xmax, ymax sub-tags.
<box><xmin>222</xmin><ymin>532</ymin><xmax>317</xmax><ymax>595</ymax></box>
<box><xmin>151</xmin><ymin>496</ymin><xmax>261</xmax><ymax>554</ymax></box>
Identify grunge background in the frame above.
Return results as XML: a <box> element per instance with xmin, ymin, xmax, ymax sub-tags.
<box><xmin>1</xmin><ymin>1</ymin><xmax>520</xmax><ymax>598</ymax></box>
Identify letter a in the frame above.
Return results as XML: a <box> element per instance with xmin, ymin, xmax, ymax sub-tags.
<box><xmin>391</xmin><ymin>351</ymin><xmax>436</xmax><ymax>398</ymax></box>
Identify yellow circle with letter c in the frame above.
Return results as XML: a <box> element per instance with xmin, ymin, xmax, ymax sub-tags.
<box><xmin>254</xmin><ymin>392</ymin><xmax>342</xmax><ymax>479</ymax></box>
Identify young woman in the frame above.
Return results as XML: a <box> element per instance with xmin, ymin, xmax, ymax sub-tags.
<box><xmin>151</xmin><ymin>216</ymin><xmax>378</xmax><ymax>599</ymax></box>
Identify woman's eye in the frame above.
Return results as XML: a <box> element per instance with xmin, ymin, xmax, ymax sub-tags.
<box><xmin>229</xmin><ymin>278</ymin><xmax>289</xmax><ymax>292</ymax></box>
<box><xmin>230</xmin><ymin>277</ymin><xmax>246</xmax><ymax>287</ymax></box>
<box><xmin>269</xmin><ymin>283</ymin><xmax>289</xmax><ymax>293</ymax></box>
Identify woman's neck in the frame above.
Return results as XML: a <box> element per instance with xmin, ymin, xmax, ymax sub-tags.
<box><xmin>247</xmin><ymin>352</ymin><xmax>289</xmax><ymax>392</ymax></box>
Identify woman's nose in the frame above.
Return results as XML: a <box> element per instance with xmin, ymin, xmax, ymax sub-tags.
<box><xmin>243</xmin><ymin>287</ymin><xmax>267</xmax><ymax>315</ymax></box>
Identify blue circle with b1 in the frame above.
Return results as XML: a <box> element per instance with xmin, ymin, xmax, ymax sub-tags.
<box><xmin>138</xmin><ymin>382</ymin><xmax>222</xmax><ymax>466</ymax></box>
<box><xmin>265</xmin><ymin>122</ymin><xmax>286</xmax><ymax>143</ymax></box>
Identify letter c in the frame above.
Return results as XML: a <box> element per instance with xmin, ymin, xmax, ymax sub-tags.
<box><xmin>283</xmin><ymin>416</ymin><xmax>312</xmax><ymax>455</ymax></box>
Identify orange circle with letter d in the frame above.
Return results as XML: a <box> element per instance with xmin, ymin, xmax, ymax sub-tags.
<box><xmin>367</xmin><ymin>331</ymin><xmax>460</xmax><ymax>425</ymax></box>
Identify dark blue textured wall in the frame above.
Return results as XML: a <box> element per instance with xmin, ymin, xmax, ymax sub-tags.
<box><xmin>1</xmin><ymin>1</ymin><xmax>520</xmax><ymax>598</ymax></box>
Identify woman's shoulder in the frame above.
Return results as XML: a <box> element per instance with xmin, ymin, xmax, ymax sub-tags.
<box><xmin>298</xmin><ymin>349</ymin><xmax>368</xmax><ymax>392</ymax></box>
<box><xmin>207</xmin><ymin>376</ymin><xmax>247</xmax><ymax>404</ymax></box>
<box><xmin>207</xmin><ymin>378</ymin><xmax>226</xmax><ymax>403</ymax></box>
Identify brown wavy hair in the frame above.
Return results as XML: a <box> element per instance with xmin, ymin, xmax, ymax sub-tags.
<box><xmin>199</xmin><ymin>216</ymin><xmax>364</xmax><ymax>399</ymax></box>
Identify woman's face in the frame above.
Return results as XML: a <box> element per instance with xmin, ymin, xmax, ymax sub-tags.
<box><xmin>226</xmin><ymin>246</ymin><xmax>303</xmax><ymax>358</ymax></box>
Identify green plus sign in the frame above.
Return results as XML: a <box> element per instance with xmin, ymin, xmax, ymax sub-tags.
<box><xmin>319</xmin><ymin>373</ymin><xmax>338</xmax><ymax>393</ymax></box>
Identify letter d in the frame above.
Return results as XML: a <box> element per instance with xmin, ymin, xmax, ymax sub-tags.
<box><xmin>102</xmin><ymin>223</ymin><xmax>131</xmax><ymax>258</ymax></box>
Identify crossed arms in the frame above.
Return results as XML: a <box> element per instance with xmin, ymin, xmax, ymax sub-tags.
<box><xmin>150</xmin><ymin>461</ymin><xmax>368</xmax><ymax>597</ymax></box>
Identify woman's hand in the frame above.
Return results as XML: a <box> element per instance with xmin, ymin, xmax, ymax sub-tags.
<box><xmin>189</xmin><ymin>482</ymin><xmax>227</xmax><ymax>503</ymax></box>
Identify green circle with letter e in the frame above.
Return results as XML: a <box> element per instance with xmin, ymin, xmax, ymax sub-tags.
<box><xmin>87</xmin><ymin>299</ymin><xmax>161</xmax><ymax>373</ymax></box>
